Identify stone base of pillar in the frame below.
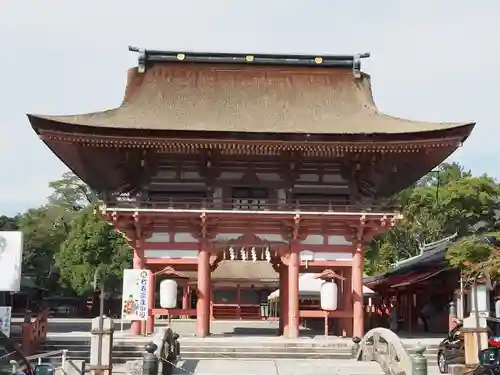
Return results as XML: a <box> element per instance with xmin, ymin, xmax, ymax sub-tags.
<box><xmin>131</xmin><ymin>321</ymin><xmax>141</xmax><ymax>336</ymax></box>
<box><xmin>147</xmin><ymin>316</ymin><xmax>155</xmax><ymax>334</ymax></box>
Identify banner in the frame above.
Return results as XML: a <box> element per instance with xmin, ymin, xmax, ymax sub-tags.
<box><xmin>0</xmin><ymin>307</ymin><xmax>12</xmax><ymax>337</ymax></box>
<box><xmin>121</xmin><ymin>269</ymin><xmax>151</xmax><ymax>321</ymax></box>
<box><xmin>0</xmin><ymin>231</ymin><xmax>23</xmax><ymax>292</ymax></box>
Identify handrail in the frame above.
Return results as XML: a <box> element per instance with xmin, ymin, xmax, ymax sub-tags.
<box><xmin>26</xmin><ymin>349</ymin><xmax>67</xmax><ymax>361</ymax></box>
<box><xmin>105</xmin><ymin>197</ymin><xmax>399</xmax><ymax>214</ymax></box>
<box><xmin>21</xmin><ymin>309</ymin><xmax>50</xmax><ymax>355</ymax></box>
<box><xmin>356</xmin><ymin>327</ymin><xmax>415</xmax><ymax>375</ymax></box>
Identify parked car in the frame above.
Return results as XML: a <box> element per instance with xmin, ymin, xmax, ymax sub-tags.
<box><xmin>0</xmin><ymin>331</ymin><xmax>53</xmax><ymax>375</ymax></box>
<box><xmin>437</xmin><ymin>321</ymin><xmax>499</xmax><ymax>374</ymax></box>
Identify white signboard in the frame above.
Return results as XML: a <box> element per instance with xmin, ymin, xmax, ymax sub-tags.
<box><xmin>121</xmin><ymin>269</ymin><xmax>150</xmax><ymax>321</ymax></box>
<box><xmin>0</xmin><ymin>231</ymin><xmax>23</xmax><ymax>292</ymax></box>
<box><xmin>0</xmin><ymin>307</ymin><xmax>12</xmax><ymax>337</ymax></box>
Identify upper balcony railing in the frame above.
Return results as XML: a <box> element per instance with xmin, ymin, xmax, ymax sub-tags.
<box><xmin>105</xmin><ymin>196</ymin><xmax>399</xmax><ymax>214</ymax></box>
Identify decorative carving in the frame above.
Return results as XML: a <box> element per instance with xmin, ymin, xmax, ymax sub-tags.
<box><xmin>315</xmin><ymin>269</ymin><xmax>346</xmax><ymax>281</ymax></box>
<box><xmin>210</xmin><ymin>253</ymin><xmax>222</xmax><ymax>272</ymax></box>
<box><xmin>156</xmin><ymin>266</ymin><xmax>189</xmax><ymax>280</ymax></box>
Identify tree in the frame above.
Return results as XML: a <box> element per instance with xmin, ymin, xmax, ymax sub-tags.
<box><xmin>18</xmin><ymin>206</ymin><xmax>69</xmax><ymax>287</ymax></box>
<box><xmin>446</xmin><ymin>233</ymin><xmax>500</xmax><ymax>287</ymax></box>
<box><xmin>365</xmin><ymin>163</ymin><xmax>500</xmax><ymax>275</ymax></box>
<box><xmin>56</xmin><ymin>207</ymin><xmax>131</xmax><ymax>296</ymax></box>
<box><xmin>0</xmin><ymin>215</ymin><xmax>20</xmax><ymax>230</ymax></box>
<box><xmin>48</xmin><ymin>171</ymin><xmax>98</xmax><ymax>211</ymax></box>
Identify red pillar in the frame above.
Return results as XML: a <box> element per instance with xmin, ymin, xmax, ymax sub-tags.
<box><xmin>278</xmin><ymin>265</ymin><xmax>289</xmax><ymax>336</ymax></box>
<box><xmin>236</xmin><ymin>284</ymin><xmax>241</xmax><ymax>319</ymax></box>
<box><xmin>341</xmin><ymin>268</ymin><xmax>353</xmax><ymax>337</ymax></box>
<box><xmin>288</xmin><ymin>242</ymin><xmax>300</xmax><ymax>338</ymax></box>
<box><xmin>182</xmin><ymin>285</ymin><xmax>189</xmax><ymax>310</ymax></box>
<box><xmin>196</xmin><ymin>246</ymin><xmax>211</xmax><ymax>337</ymax></box>
<box><xmin>131</xmin><ymin>246</ymin><xmax>144</xmax><ymax>336</ymax></box>
<box><xmin>147</xmin><ymin>272</ymin><xmax>155</xmax><ymax>334</ymax></box>
<box><xmin>352</xmin><ymin>244</ymin><xmax>364</xmax><ymax>338</ymax></box>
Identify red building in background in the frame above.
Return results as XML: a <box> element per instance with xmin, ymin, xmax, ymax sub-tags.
<box><xmin>28</xmin><ymin>47</ymin><xmax>474</xmax><ymax>338</ymax></box>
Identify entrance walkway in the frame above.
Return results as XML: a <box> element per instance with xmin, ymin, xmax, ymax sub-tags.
<box><xmin>174</xmin><ymin>359</ymin><xmax>385</xmax><ymax>375</ymax></box>
<box><xmin>39</xmin><ymin>318</ymin><xmax>443</xmax><ymax>347</ymax></box>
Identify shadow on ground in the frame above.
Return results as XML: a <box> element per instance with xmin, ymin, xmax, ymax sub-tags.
<box><xmin>174</xmin><ymin>359</ymin><xmax>198</xmax><ymax>374</ymax></box>
<box><xmin>213</xmin><ymin>326</ymin><xmax>318</xmax><ymax>338</ymax></box>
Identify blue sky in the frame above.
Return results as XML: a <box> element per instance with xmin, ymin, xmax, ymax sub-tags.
<box><xmin>1</xmin><ymin>0</ymin><xmax>499</xmax><ymax>216</ymax></box>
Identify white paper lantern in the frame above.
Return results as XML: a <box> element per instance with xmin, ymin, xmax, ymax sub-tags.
<box><xmin>160</xmin><ymin>279</ymin><xmax>178</xmax><ymax>308</ymax></box>
<box><xmin>467</xmin><ymin>284</ymin><xmax>490</xmax><ymax>316</ymax></box>
<box><xmin>320</xmin><ymin>282</ymin><xmax>338</xmax><ymax>311</ymax></box>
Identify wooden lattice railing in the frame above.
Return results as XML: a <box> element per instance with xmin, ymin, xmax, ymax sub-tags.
<box><xmin>21</xmin><ymin>309</ymin><xmax>50</xmax><ymax>355</ymax></box>
<box><xmin>356</xmin><ymin>327</ymin><xmax>425</xmax><ymax>375</ymax></box>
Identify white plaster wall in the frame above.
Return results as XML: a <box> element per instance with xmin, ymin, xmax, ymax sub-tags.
<box><xmin>277</xmin><ymin>189</ymin><xmax>287</xmax><ymax>204</ymax></box>
<box><xmin>301</xmin><ymin>235</ymin><xmax>323</xmax><ymax>245</ymax></box>
<box><xmin>256</xmin><ymin>173</ymin><xmax>281</xmax><ymax>181</ymax></box>
<box><xmin>144</xmin><ymin>250</ymin><xmax>198</xmax><ymax>259</ymax></box>
<box><xmin>323</xmin><ymin>174</ymin><xmax>346</xmax><ymax>183</ymax></box>
<box><xmin>180</xmin><ymin>171</ymin><xmax>201</xmax><ymax>179</ymax></box>
<box><xmin>328</xmin><ymin>235</ymin><xmax>351</xmax><ymax>246</ymax></box>
<box><xmin>174</xmin><ymin>233</ymin><xmax>198</xmax><ymax>243</ymax></box>
<box><xmin>219</xmin><ymin>172</ymin><xmax>243</xmax><ymax>180</ymax></box>
<box><xmin>254</xmin><ymin>234</ymin><xmax>285</xmax><ymax>242</ymax></box>
<box><xmin>297</xmin><ymin>174</ymin><xmax>319</xmax><ymax>182</ymax></box>
<box><xmin>146</xmin><ymin>233</ymin><xmax>170</xmax><ymax>243</ymax></box>
<box><xmin>300</xmin><ymin>251</ymin><xmax>353</xmax><ymax>261</ymax></box>
<box><xmin>155</xmin><ymin>170</ymin><xmax>176</xmax><ymax>179</ymax></box>
<box><xmin>214</xmin><ymin>233</ymin><xmax>245</xmax><ymax>241</ymax></box>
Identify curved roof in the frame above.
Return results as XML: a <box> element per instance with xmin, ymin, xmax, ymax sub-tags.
<box><xmin>28</xmin><ymin>61</ymin><xmax>474</xmax><ymax>137</ymax></box>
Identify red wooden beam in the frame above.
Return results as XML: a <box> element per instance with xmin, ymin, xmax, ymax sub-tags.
<box><xmin>143</xmin><ymin>241</ymin><xmax>353</xmax><ymax>253</ymax></box>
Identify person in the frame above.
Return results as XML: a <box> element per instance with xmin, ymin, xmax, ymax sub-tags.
<box><xmin>420</xmin><ymin>301</ymin><xmax>435</xmax><ymax>332</ymax></box>
<box><xmin>389</xmin><ymin>297</ymin><xmax>398</xmax><ymax>331</ymax></box>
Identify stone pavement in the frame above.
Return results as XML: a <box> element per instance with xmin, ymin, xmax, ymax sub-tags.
<box><xmin>171</xmin><ymin>359</ymin><xmax>440</xmax><ymax>375</ymax></box>
<box><xmin>170</xmin><ymin>359</ymin><xmax>385</xmax><ymax>375</ymax></box>
<box><xmin>32</xmin><ymin>317</ymin><xmax>444</xmax><ymax>347</ymax></box>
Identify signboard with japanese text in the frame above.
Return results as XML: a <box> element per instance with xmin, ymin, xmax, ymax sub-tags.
<box><xmin>0</xmin><ymin>307</ymin><xmax>12</xmax><ymax>337</ymax></box>
<box><xmin>121</xmin><ymin>269</ymin><xmax>151</xmax><ymax>321</ymax></box>
<box><xmin>0</xmin><ymin>231</ymin><xmax>23</xmax><ymax>292</ymax></box>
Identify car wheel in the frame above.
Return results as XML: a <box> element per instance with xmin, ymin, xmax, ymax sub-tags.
<box><xmin>438</xmin><ymin>352</ymin><xmax>447</xmax><ymax>374</ymax></box>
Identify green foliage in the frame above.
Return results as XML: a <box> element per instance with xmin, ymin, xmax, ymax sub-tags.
<box><xmin>48</xmin><ymin>171</ymin><xmax>98</xmax><ymax>211</ymax></box>
<box><xmin>365</xmin><ymin>162</ymin><xmax>500</xmax><ymax>275</ymax></box>
<box><xmin>0</xmin><ymin>171</ymin><xmax>131</xmax><ymax>296</ymax></box>
<box><xmin>0</xmin><ymin>215</ymin><xmax>20</xmax><ymax>230</ymax></box>
<box><xmin>446</xmin><ymin>233</ymin><xmax>500</xmax><ymax>284</ymax></box>
<box><xmin>56</xmin><ymin>207</ymin><xmax>131</xmax><ymax>296</ymax></box>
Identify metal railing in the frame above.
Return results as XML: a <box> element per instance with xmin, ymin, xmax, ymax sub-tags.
<box><xmin>106</xmin><ymin>197</ymin><xmax>399</xmax><ymax>214</ymax></box>
<box><xmin>26</xmin><ymin>349</ymin><xmax>68</xmax><ymax>370</ymax></box>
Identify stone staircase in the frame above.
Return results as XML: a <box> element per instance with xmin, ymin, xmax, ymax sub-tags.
<box><xmin>33</xmin><ymin>336</ymin><xmax>440</xmax><ymax>367</ymax></box>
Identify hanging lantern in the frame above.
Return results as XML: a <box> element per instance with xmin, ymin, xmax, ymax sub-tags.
<box><xmin>240</xmin><ymin>247</ymin><xmax>247</xmax><ymax>261</ymax></box>
<box><xmin>229</xmin><ymin>246</ymin><xmax>235</xmax><ymax>260</ymax></box>
<box><xmin>160</xmin><ymin>279</ymin><xmax>178</xmax><ymax>308</ymax></box>
<box><xmin>251</xmin><ymin>247</ymin><xmax>257</xmax><ymax>262</ymax></box>
<box><xmin>320</xmin><ymin>281</ymin><xmax>338</xmax><ymax>311</ymax></box>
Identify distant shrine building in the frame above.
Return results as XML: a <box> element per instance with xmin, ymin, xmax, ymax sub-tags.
<box><xmin>28</xmin><ymin>48</ymin><xmax>474</xmax><ymax>338</ymax></box>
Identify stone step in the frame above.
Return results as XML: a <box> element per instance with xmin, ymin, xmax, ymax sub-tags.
<box><xmin>35</xmin><ymin>338</ymin><xmax>440</xmax><ymax>365</ymax></box>
<box><xmin>34</xmin><ymin>349</ymin><xmax>440</xmax><ymax>364</ymax></box>
<box><xmin>41</xmin><ymin>337</ymin><xmax>440</xmax><ymax>350</ymax></box>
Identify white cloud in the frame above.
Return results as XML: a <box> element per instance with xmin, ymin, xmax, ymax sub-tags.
<box><xmin>1</xmin><ymin>0</ymin><xmax>499</xmax><ymax>215</ymax></box>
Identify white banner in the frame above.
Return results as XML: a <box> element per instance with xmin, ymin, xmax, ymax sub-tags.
<box><xmin>0</xmin><ymin>307</ymin><xmax>12</xmax><ymax>337</ymax></box>
<box><xmin>0</xmin><ymin>231</ymin><xmax>23</xmax><ymax>292</ymax></box>
<box><xmin>122</xmin><ymin>269</ymin><xmax>151</xmax><ymax>321</ymax></box>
